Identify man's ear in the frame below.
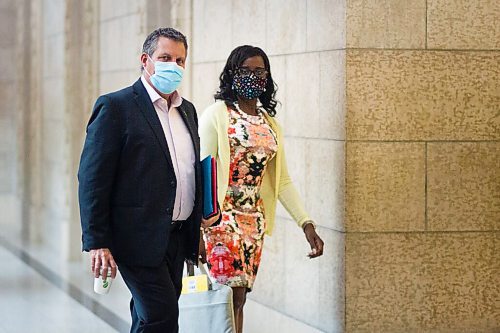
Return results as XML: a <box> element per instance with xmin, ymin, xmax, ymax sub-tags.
<box><xmin>140</xmin><ymin>53</ymin><xmax>149</xmax><ymax>68</ymax></box>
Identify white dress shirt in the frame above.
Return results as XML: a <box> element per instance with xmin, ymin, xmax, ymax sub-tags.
<box><xmin>141</xmin><ymin>75</ymin><xmax>195</xmax><ymax>221</ymax></box>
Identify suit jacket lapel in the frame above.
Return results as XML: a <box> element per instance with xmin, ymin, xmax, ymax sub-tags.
<box><xmin>177</xmin><ymin>101</ymin><xmax>200</xmax><ymax>155</ymax></box>
<box><xmin>177</xmin><ymin>101</ymin><xmax>202</xmax><ymax>208</ymax></box>
<box><xmin>132</xmin><ymin>79</ymin><xmax>175</xmax><ymax>171</ymax></box>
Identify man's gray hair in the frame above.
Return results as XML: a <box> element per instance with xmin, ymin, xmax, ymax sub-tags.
<box><xmin>142</xmin><ymin>27</ymin><xmax>188</xmax><ymax>56</ymax></box>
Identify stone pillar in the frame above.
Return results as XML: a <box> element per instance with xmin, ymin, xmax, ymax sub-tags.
<box><xmin>25</xmin><ymin>0</ymin><xmax>44</xmax><ymax>244</ymax></box>
<box><xmin>345</xmin><ymin>1</ymin><xmax>500</xmax><ymax>331</ymax></box>
<box><xmin>0</xmin><ymin>0</ymin><xmax>21</xmax><ymax>233</ymax></box>
<box><xmin>16</xmin><ymin>0</ymin><xmax>32</xmax><ymax>240</ymax></box>
<box><xmin>63</xmin><ymin>0</ymin><xmax>99</xmax><ymax>260</ymax></box>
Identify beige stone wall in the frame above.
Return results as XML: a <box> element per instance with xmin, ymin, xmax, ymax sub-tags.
<box><xmin>345</xmin><ymin>1</ymin><xmax>500</xmax><ymax>332</ymax></box>
<box><xmin>98</xmin><ymin>0</ymin><xmax>146</xmax><ymax>94</ymax></box>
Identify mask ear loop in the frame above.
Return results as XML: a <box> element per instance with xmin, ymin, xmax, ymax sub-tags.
<box><xmin>143</xmin><ymin>55</ymin><xmax>154</xmax><ymax>77</ymax></box>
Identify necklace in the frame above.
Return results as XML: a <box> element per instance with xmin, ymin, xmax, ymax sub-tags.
<box><xmin>234</xmin><ymin>102</ymin><xmax>260</xmax><ymax>117</ymax></box>
<box><xmin>233</xmin><ymin>103</ymin><xmax>264</xmax><ymax>125</ymax></box>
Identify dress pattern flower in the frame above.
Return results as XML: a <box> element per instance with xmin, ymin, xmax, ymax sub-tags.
<box><xmin>204</xmin><ymin>104</ymin><xmax>278</xmax><ymax>290</ymax></box>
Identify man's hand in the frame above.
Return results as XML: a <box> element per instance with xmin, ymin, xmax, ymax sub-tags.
<box><xmin>90</xmin><ymin>248</ymin><xmax>117</xmax><ymax>280</ymax></box>
<box><xmin>303</xmin><ymin>224</ymin><xmax>324</xmax><ymax>259</ymax></box>
<box><xmin>201</xmin><ymin>210</ymin><xmax>221</xmax><ymax>229</ymax></box>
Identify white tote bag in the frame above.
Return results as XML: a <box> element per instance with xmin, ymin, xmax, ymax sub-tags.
<box><xmin>179</xmin><ymin>263</ymin><xmax>236</xmax><ymax>333</ymax></box>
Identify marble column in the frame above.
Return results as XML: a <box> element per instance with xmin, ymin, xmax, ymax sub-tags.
<box><xmin>63</xmin><ymin>0</ymin><xmax>99</xmax><ymax>260</ymax></box>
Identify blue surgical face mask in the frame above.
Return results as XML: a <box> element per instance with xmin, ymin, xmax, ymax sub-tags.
<box><xmin>144</xmin><ymin>56</ymin><xmax>184</xmax><ymax>94</ymax></box>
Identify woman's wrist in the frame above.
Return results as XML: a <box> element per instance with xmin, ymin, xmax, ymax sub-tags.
<box><xmin>302</xmin><ymin>220</ymin><xmax>316</xmax><ymax>232</ymax></box>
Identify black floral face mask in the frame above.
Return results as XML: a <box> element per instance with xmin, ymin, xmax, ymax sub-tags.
<box><xmin>232</xmin><ymin>73</ymin><xmax>267</xmax><ymax>100</ymax></box>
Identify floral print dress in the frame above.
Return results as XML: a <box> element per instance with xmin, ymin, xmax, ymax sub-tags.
<box><xmin>203</xmin><ymin>104</ymin><xmax>278</xmax><ymax>290</ymax></box>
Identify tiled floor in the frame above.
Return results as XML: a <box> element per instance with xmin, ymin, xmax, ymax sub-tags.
<box><xmin>0</xmin><ymin>227</ymin><xmax>323</xmax><ymax>333</ymax></box>
<box><xmin>0</xmin><ymin>245</ymin><xmax>118</xmax><ymax>333</ymax></box>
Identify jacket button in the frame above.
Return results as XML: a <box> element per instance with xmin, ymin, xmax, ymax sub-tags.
<box><xmin>166</xmin><ymin>207</ymin><xmax>173</xmax><ymax>214</ymax></box>
<box><xmin>170</xmin><ymin>180</ymin><xmax>176</xmax><ymax>188</ymax></box>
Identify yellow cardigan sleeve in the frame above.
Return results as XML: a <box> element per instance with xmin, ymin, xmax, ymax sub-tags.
<box><xmin>198</xmin><ymin>104</ymin><xmax>219</xmax><ymax>160</ymax></box>
<box><xmin>199</xmin><ymin>102</ymin><xmax>231</xmax><ymax>205</ymax></box>
<box><xmin>275</xmin><ymin>128</ymin><xmax>312</xmax><ymax>229</ymax></box>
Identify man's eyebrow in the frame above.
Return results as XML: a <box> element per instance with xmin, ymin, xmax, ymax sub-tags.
<box><xmin>157</xmin><ymin>52</ymin><xmax>184</xmax><ymax>59</ymax></box>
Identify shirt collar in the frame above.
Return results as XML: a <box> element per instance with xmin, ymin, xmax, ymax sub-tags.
<box><xmin>140</xmin><ymin>75</ymin><xmax>183</xmax><ymax>109</ymax></box>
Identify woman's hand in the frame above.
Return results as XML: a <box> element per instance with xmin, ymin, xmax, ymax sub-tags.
<box><xmin>201</xmin><ymin>210</ymin><xmax>221</xmax><ymax>229</ymax></box>
<box><xmin>303</xmin><ymin>223</ymin><xmax>324</xmax><ymax>258</ymax></box>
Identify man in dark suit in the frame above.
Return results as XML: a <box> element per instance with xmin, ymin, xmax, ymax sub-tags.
<box><xmin>78</xmin><ymin>27</ymin><xmax>218</xmax><ymax>333</ymax></box>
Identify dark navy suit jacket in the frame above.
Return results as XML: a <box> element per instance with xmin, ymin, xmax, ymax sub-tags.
<box><xmin>78</xmin><ymin>79</ymin><xmax>202</xmax><ymax>267</ymax></box>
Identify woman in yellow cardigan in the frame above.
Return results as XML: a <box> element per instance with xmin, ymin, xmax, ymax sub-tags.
<box><xmin>199</xmin><ymin>45</ymin><xmax>324</xmax><ymax>333</ymax></box>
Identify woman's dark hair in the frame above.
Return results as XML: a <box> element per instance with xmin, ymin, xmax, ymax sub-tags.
<box><xmin>214</xmin><ymin>45</ymin><xmax>278</xmax><ymax>117</ymax></box>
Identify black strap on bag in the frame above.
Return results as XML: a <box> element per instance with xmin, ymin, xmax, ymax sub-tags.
<box><xmin>186</xmin><ymin>262</ymin><xmax>195</xmax><ymax>276</ymax></box>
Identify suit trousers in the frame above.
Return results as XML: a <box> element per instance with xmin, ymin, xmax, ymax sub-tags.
<box><xmin>118</xmin><ymin>222</ymin><xmax>186</xmax><ymax>333</ymax></box>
